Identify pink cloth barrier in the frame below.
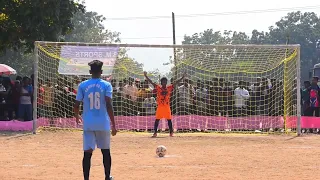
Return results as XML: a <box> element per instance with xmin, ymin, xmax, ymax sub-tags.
<box><xmin>0</xmin><ymin>116</ymin><xmax>319</xmax><ymax>131</ymax></box>
<box><xmin>0</xmin><ymin>120</ymin><xmax>33</xmax><ymax>131</ymax></box>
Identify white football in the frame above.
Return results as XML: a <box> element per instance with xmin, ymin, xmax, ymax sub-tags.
<box><xmin>156</xmin><ymin>145</ymin><xmax>167</xmax><ymax>157</ymax></box>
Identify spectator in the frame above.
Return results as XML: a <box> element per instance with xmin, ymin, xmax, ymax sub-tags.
<box><xmin>37</xmin><ymin>80</ymin><xmax>45</xmax><ymax>118</ymax></box>
<box><xmin>143</xmin><ymin>90</ymin><xmax>156</xmax><ymax>116</ymax></box>
<box><xmin>301</xmin><ymin>81</ymin><xmax>311</xmax><ymax>116</ymax></box>
<box><xmin>123</xmin><ymin>77</ymin><xmax>138</xmax><ymax>101</ymax></box>
<box><xmin>18</xmin><ymin>76</ymin><xmax>33</xmax><ymax>121</ymax></box>
<box><xmin>31</xmin><ymin>74</ymin><xmax>34</xmax><ymax>87</ymax></box>
<box><xmin>115</xmin><ymin>80</ymin><xmax>125</xmax><ymax>115</ymax></box>
<box><xmin>178</xmin><ymin>79</ymin><xmax>194</xmax><ymax>115</ymax></box>
<box><xmin>195</xmin><ymin>81</ymin><xmax>208</xmax><ymax>115</ymax></box>
<box><xmin>306</xmin><ymin>76</ymin><xmax>320</xmax><ymax>117</ymax></box>
<box><xmin>43</xmin><ymin>79</ymin><xmax>54</xmax><ymax>124</ymax></box>
<box><xmin>123</xmin><ymin>77</ymin><xmax>138</xmax><ymax>115</ymax></box>
<box><xmin>224</xmin><ymin>81</ymin><xmax>234</xmax><ymax>116</ymax></box>
<box><xmin>137</xmin><ymin>82</ymin><xmax>149</xmax><ymax>100</ymax></box>
<box><xmin>16</xmin><ymin>76</ymin><xmax>22</xmax><ymax>83</ymax></box>
<box><xmin>0</xmin><ymin>77</ymin><xmax>7</xmax><ymax>114</ymax></box>
<box><xmin>0</xmin><ymin>76</ymin><xmax>11</xmax><ymax>120</ymax></box>
<box><xmin>234</xmin><ymin>81</ymin><xmax>250</xmax><ymax>117</ymax></box>
<box><xmin>8</xmin><ymin>80</ymin><xmax>21</xmax><ymax>120</ymax></box>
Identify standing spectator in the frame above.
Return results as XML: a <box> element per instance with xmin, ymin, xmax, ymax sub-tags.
<box><xmin>217</xmin><ymin>78</ymin><xmax>225</xmax><ymax>116</ymax></box>
<box><xmin>18</xmin><ymin>77</ymin><xmax>33</xmax><ymax>121</ymax></box>
<box><xmin>31</xmin><ymin>74</ymin><xmax>34</xmax><ymax>87</ymax></box>
<box><xmin>8</xmin><ymin>80</ymin><xmax>21</xmax><ymax>120</ymax></box>
<box><xmin>0</xmin><ymin>76</ymin><xmax>7</xmax><ymax>119</ymax></box>
<box><xmin>178</xmin><ymin>79</ymin><xmax>194</xmax><ymax>115</ymax></box>
<box><xmin>16</xmin><ymin>76</ymin><xmax>22</xmax><ymax>83</ymax></box>
<box><xmin>301</xmin><ymin>81</ymin><xmax>311</xmax><ymax>116</ymax></box>
<box><xmin>143</xmin><ymin>90</ymin><xmax>156</xmax><ymax>116</ymax></box>
<box><xmin>115</xmin><ymin>80</ymin><xmax>125</xmax><ymax>115</ymax></box>
<box><xmin>123</xmin><ymin>77</ymin><xmax>138</xmax><ymax>115</ymax></box>
<box><xmin>234</xmin><ymin>81</ymin><xmax>250</xmax><ymax>117</ymax></box>
<box><xmin>43</xmin><ymin>79</ymin><xmax>54</xmax><ymax>125</ymax></box>
<box><xmin>37</xmin><ymin>80</ymin><xmax>45</xmax><ymax>118</ymax></box>
<box><xmin>195</xmin><ymin>81</ymin><xmax>208</xmax><ymax>115</ymax></box>
<box><xmin>137</xmin><ymin>81</ymin><xmax>150</xmax><ymax>115</ymax></box>
<box><xmin>211</xmin><ymin>78</ymin><xmax>221</xmax><ymax>116</ymax></box>
<box><xmin>170</xmin><ymin>77</ymin><xmax>178</xmax><ymax>115</ymax></box>
<box><xmin>207</xmin><ymin>80</ymin><xmax>215</xmax><ymax>116</ymax></box>
<box><xmin>306</xmin><ymin>77</ymin><xmax>320</xmax><ymax>117</ymax></box>
<box><xmin>111</xmin><ymin>79</ymin><xmax>119</xmax><ymax>115</ymax></box>
<box><xmin>224</xmin><ymin>81</ymin><xmax>234</xmax><ymax>116</ymax></box>
<box><xmin>0</xmin><ymin>76</ymin><xmax>12</xmax><ymax>120</ymax></box>
<box><xmin>260</xmin><ymin>78</ymin><xmax>271</xmax><ymax>116</ymax></box>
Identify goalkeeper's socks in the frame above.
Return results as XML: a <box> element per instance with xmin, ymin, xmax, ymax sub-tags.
<box><xmin>101</xmin><ymin>149</ymin><xmax>112</xmax><ymax>180</ymax></box>
<box><xmin>83</xmin><ymin>152</ymin><xmax>92</xmax><ymax>180</ymax></box>
<box><xmin>167</xmin><ymin>120</ymin><xmax>173</xmax><ymax>134</ymax></box>
<box><xmin>154</xmin><ymin>120</ymin><xmax>160</xmax><ymax>133</ymax></box>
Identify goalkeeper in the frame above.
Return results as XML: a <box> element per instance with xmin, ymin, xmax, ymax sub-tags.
<box><xmin>144</xmin><ymin>71</ymin><xmax>185</xmax><ymax>137</ymax></box>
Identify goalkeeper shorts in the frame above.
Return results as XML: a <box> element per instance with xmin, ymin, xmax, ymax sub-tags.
<box><xmin>155</xmin><ymin>105</ymin><xmax>172</xmax><ymax>120</ymax></box>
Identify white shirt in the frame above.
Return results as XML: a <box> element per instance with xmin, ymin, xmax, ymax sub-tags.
<box><xmin>196</xmin><ymin>88</ymin><xmax>208</xmax><ymax>102</ymax></box>
<box><xmin>123</xmin><ymin>84</ymin><xmax>138</xmax><ymax>101</ymax></box>
<box><xmin>143</xmin><ymin>97</ymin><xmax>156</xmax><ymax>115</ymax></box>
<box><xmin>20</xmin><ymin>87</ymin><xmax>32</xmax><ymax>104</ymax></box>
<box><xmin>234</xmin><ymin>87</ymin><xmax>250</xmax><ymax>108</ymax></box>
<box><xmin>0</xmin><ymin>84</ymin><xmax>6</xmax><ymax>92</ymax></box>
<box><xmin>178</xmin><ymin>85</ymin><xmax>194</xmax><ymax>105</ymax></box>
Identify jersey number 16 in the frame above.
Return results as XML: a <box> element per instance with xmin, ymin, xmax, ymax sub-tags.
<box><xmin>88</xmin><ymin>92</ymin><xmax>101</xmax><ymax>110</ymax></box>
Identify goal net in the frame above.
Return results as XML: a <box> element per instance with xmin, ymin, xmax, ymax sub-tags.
<box><xmin>33</xmin><ymin>42</ymin><xmax>300</xmax><ymax>133</ymax></box>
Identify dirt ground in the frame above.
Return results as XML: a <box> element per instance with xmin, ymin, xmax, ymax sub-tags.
<box><xmin>1</xmin><ymin>131</ymin><xmax>320</xmax><ymax>180</ymax></box>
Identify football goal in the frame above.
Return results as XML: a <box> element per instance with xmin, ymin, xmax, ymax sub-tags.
<box><xmin>33</xmin><ymin>41</ymin><xmax>301</xmax><ymax>134</ymax></box>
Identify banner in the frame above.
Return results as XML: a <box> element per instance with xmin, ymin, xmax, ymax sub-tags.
<box><xmin>58</xmin><ymin>46</ymin><xmax>119</xmax><ymax>75</ymax></box>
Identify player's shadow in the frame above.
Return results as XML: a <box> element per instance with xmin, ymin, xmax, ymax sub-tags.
<box><xmin>151</xmin><ymin>136</ymin><xmax>166</xmax><ymax>139</ymax></box>
<box><xmin>285</xmin><ymin>136</ymin><xmax>299</xmax><ymax>141</ymax></box>
<box><xmin>0</xmin><ymin>131</ymin><xmax>33</xmax><ymax>139</ymax></box>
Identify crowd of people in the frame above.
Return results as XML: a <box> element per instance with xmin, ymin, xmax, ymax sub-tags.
<box><xmin>0</xmin><ymin>73</ymin><xmax>306</xmax><ymax>122</ymax></box>
<box><xmin>0</xmin><ymin>75</ymin><xmax>34</xmax><ymax>121</ymax></box>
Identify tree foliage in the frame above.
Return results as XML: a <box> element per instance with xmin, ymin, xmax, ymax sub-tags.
<box><xmin>63</xmin><ymin>11</ymin><xmax>120</xmax><ymax>43</ymax></box>
<box><xmin>0</xmin><ymin>0</ymin><xmax>85</xmax><ymax>53</ymax></box>
<box><xmin>182</xmin><ymin>11</ymin><xmax>320</xmax><ymax>81</ymax></box>
<box><xmin>0</xmin><ymin>9</ymin><xmax>124</xmax><ymax>76</ymax></box>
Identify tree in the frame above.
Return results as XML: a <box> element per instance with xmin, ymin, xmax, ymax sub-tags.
<box><xmin>182</xmin><ymin>29</ymin><xmax>249</xmax><ymax>45</ymax></box>
<box><xmin>182</xmin><ymin>11</ymin><xmax>320</xmax><ymax>81</ymax></box>
<box><xmin>63</xmin><ymin>11</ymin><xmax>120</xmax><ymax>43</ymax></box>
<box><xmin>0</xmin><ymin>49</ymin><xmax>33</xmax><ymax>76</ymax></box>
<box><xmin>266</xmin><ymin>11</ymin><xmax>320</xmax><ymax>81</ymax></box>
<box><xmin>0</xmin><ymin>0</ymin><xmax>85</xmax><ymax>53</ymax></box>
<box><xmin>0</xmin><ymin>10</ymin><xmax>126</xmax><ymax>76</ymax></box>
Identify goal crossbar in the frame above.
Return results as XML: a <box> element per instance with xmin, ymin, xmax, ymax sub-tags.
<box><xmin>35</xmin><ymin>41</ymin><xmax>300</xmax><ymax>49</ymax></box>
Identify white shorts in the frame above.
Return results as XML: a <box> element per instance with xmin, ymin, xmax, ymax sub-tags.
<box><xmin>83</xmin><ymin>131</ymin><xmax>110</xmax><ymax>151</ymax></box>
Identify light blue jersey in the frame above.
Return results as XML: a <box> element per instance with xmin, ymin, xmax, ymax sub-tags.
<box><xmin>76</xmin><ymin>78</ymin><xmax>113</xmax><ymax>131</ymax></box>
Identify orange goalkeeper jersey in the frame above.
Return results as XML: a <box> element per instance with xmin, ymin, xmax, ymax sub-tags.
<box><xmin>156</xmin><ymin>84</ymin><xmax>173</xmax><ymax>107</ymax></box>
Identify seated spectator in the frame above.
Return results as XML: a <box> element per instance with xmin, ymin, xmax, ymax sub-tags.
<box><xmin>18</xmin><ymin>76</ymin><xmax>33</xmax><ymax>121</ymax></box>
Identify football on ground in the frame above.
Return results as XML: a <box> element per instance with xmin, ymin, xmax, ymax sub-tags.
<box><xmin>156</xmin><ymin>145</ymin><xmax>167</xmax><ymax>157</ymax></box>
